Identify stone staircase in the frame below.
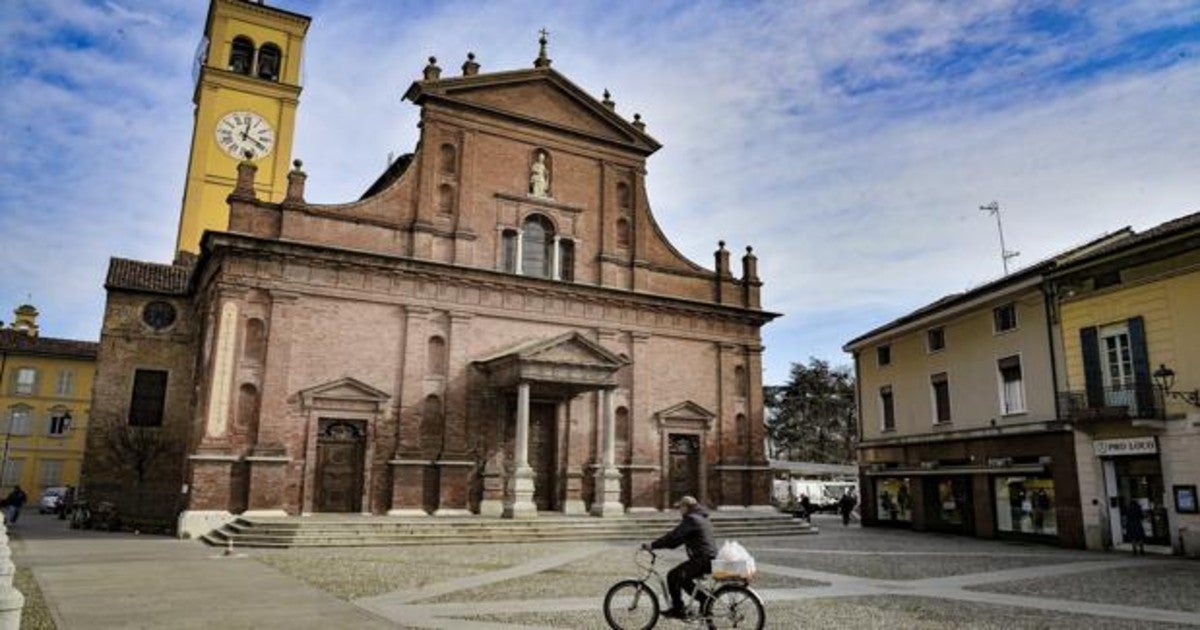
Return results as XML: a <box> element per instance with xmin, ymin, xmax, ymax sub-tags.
<box><xmin>201</xmin><ymin>511</ymin><xmax>816</xmax><ymax>548</ymax></box>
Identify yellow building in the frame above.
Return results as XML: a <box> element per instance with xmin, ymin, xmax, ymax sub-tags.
<box><xmin>1052</xmin><ymin>211</ymin><xmax>1200</xmax><ymax>556</ymax></box>
<box><xmin>175</xmin><ymin>0</ymin><xmax>309</xmax><ymax>257</ymax></box>
<box><xmin>0</xmin><ymin>304</ymin><xmax>98</xmax><ymax>501</ymax></box>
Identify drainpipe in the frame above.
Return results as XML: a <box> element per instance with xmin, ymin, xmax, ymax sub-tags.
<box><xmin>1041</xmin><ymin>282</ymin><xmax>1062</xmax><ymax>421</ymax></box>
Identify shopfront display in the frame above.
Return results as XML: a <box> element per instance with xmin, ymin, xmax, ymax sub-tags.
<box><xmin>925</xmin><ymin>476</ymin><xmax>971</xmax><ymax>532</ymax></box>
<box><xmin>994</xmin><ymin>476</ymin><xmax>1057</xmax><ymax>536</ymax></box>
<box><xmin>875</xmin><ymin>477</ymin><xmax>912</xmax><ymax>523</ymax></box>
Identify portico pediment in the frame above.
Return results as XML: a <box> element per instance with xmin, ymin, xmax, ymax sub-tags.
<box><xmin>655</xmin><ymin>400</ymin><xmax>716</xmax><ymax>432</ymax></box>
<box><xmin>298</xmin><ymin>376</ymin><xmax>391</xmax><ymax>412</ymax></box>
<box><xmin>474</xmin><ymin>332</ymin><xmax>628</xmax><ymax>392</ymax></box>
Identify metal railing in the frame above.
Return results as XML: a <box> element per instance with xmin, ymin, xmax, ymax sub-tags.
<box><xmin>1057</xmin><ymin>382</ymin><xmax>1162</xmax><ymax>421</ymax></box>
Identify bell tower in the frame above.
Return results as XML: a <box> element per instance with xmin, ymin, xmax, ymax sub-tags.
<box><xmin>175</xmin><ymin>0</ymin><xmax>310</xmax><ymax>258</ymax></box>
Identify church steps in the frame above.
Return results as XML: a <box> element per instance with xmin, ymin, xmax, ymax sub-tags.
<box><xmin>202</xmin><ymin>513</ymin><xmax>815</xmax><ymax>548</ymax></box>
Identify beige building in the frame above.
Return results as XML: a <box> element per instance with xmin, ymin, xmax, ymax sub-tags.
<box><xmin>1051</xmin><ymin>211</ymin><xmax>1200</xmax><ymax>556</ymax></box>
<box><xmin>82</xmin><ymin>1</ymin><xmax>778</xmax><ymax>536</ymax></box>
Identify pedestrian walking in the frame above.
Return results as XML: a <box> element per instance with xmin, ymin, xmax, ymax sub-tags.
<box><xmin>799</xmin><ymin>494</ymin><xmax>813</xmax><ymax>523</ymax></box>
<box><xmin>1125</xmin><ymin>499</ymin><xmax>1146</xmax><ymax>555</ymax></box>
<box><xmin>838</xmin><ymin>490</ymin><xmax>857</xmax><ymax>527</ymax></box>
<box><xmin>2</xmin><ymin>485</ymin><xmax>28</xmax><ymax>525</ymax></box>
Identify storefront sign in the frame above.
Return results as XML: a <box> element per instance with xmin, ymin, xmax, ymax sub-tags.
<box><xmin>1093</xmin><ymin>437</ymin><xmax>1157</xmax><ymax>457</ymax></box>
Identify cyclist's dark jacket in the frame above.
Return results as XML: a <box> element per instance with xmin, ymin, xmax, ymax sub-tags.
<box><xmin>650</xmin><ymin>507</ymin><xmax>717</xmax><ymax>560</ymax></box>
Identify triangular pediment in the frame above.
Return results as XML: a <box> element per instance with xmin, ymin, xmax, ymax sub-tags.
<box><xmin>298</xmin><ymin>376</ymin><xmax>391</xmax><ymax>407</ymax></box>
<box><xmin>405</xmin><ymin>69</ymin><xmax>660</xmax><ymax>155</ymax></box>
<box><xmin>476</xmin><ymin>332</ymin><xmax>627</xmax><ymax>369</ymax></box>
<box><xmin>657</xmin><ymin>400</ymin><xmax>716</xmax><ymax>423</ymax></box>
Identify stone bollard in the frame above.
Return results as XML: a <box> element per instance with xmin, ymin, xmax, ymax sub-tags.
<box><xmin>0</xmin><ymin>520</ymin><xmax>25</xmax><ymax>629</ymax></box>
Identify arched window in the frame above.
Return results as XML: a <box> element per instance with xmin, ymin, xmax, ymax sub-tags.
<box><xmin>427</xmin><ymin>336</ymin><xmax>447</xmax><ymax>376</ymax></box>
<box><xmin>521</xmin><ymin>214</ymin><xmax>555</xmax><ymax>278</ymax></box>
<box><xmin>229</xmin><ymin>36</ymin><xmax>255</xmax><ymax>75</ymax></box>
<box><xmin>501</xmin><ymin>229</ymin><xmax>518</xmax><ymax>273</ymax></box>
<box><xmin>616</xmin><ymin>182</ymin><xmax>631</xmax><ymax>209</ymax></box>
<box><xmin>734</xmin><ymin>365</ymin><xmax>747</xmax><ymax>398</ymax></box>
<box><xmin>439</xmin><ymin>144</ymin><xmax>457</xmax><ymax>175</ymax></box>
<box><xmin>243</xmin><ymin>318</ymin><xmax>267</xmax><ymax>364</ymax></box>
<box><xmin>237</xmin><ymin>383</ymin><xmax>260</xmax><ymax>444</ymax></box>
<box><xmin>616</xmin><ymin>218</ymin><xmax>630</xmax><ymax>248</ymax></box>
<box><xmin>558</xmin><ymin>239</ymin><xmax>575</xmax><ymax>281</ymax></box>
<box><xmin>421</xmin><ymin>394</ymin><xmax>444</xmax><ymax>457</ymax></box>
<box><xmin>437</xmin><ymin>184</ymin><xmax>455</xmax><ymax>215</ymax></box>
<box><xmin>736</xmin><ymin>413</ymin><xmax>748</xmax><ymax>447</ymax></box>
<box><xmin>256</xmin><ymin>43</ymin><xmax>281</xmax><ymax>81</ymax></box>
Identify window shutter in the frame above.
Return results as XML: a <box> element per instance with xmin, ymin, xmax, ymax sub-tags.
<box><xmin>1127</xmin><ymin>316</ymin><xmax>1152</xmax><ymax>414</ymax></box>
<box><xmin>1080</xmin><ymin>326</ymin><xmax>1104</xmax><ymax>407</ymax></box>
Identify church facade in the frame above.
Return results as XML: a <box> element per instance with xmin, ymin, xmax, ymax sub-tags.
<box><xmin>81</xmin><ymin>0</ymin><xmax>778</xmax><ymax>536</ymax></box>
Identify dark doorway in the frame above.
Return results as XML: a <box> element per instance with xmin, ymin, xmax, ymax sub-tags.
<box><xmin>529</xmin><ymin>403</ymin><xmax>558</xmax><ymax>511</ymax></box>
<box><xmin>315</xmin><ymin>419</ymin><xmax>366</xmax><ymax>513</ymax></box>
<box><xmin>668</xmin><ymin>434</ymin><xmax>700</xmax><ymax>505</ymax></box>
<box><xmin>923</xmin><ymin>475</ymin><xmax>974</xmax><ymax>534</ymax></box>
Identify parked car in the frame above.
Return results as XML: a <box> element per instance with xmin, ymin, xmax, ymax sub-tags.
<box><xmin>38</xmin><ymin>487</ymin><xmax>69</xmax><ymax>514</ymax></box>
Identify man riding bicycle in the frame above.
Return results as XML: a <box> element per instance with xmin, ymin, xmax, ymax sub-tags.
<box><xmin>642</xmin><ymin>495</ymin><xmax>716</xmax><ymax>620</ymax></box>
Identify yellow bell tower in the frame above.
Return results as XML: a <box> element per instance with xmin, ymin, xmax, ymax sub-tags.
<box><xmin>176</xmin><ymin>0</ymin><xmax>310</xmax><ymax>257</ymax></box>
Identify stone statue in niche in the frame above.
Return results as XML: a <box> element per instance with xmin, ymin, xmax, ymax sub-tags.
<box><xmin>529</xmin><ymin>151</ymin><xmax>550</xmax><ymax>198</ymax></box>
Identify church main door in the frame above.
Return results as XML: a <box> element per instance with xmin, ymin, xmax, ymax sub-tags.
<box><xmin>529</xmin><ymin>403</ymin><xmax>558</xmax><ymax>511</ymax></box>
<box><xmin>668</xmin><ymin>434</ymin><xmax>700</xmax><ymax>505</ymax></box>
<box><xmin>315</xmin><ymin>419</ymin><xmax>366</xmax><ymax>513</ymax></box>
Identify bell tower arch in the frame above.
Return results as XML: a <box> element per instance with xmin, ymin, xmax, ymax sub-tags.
<box><xmin>175</xmin><ymin>0</ymin><xmax>311</xmax><ymax>257</ymax></box>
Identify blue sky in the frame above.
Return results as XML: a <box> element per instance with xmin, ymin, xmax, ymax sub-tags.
<box><xmin>1</xmin><ymin>1</ymin><xmax>1199</xmax><ymax>385</ymax></box>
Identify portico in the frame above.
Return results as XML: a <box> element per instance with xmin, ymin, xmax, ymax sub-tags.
<box><xmin>474</xmin><ymin>332</ymin><xmax>628</xmax><ymax>518</ymax></box>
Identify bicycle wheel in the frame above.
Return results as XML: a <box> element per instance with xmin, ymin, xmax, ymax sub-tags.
<box><xmin>704</xmin><ymin>583</ymin><xmax>765</xmax><ymax>630</ymax></box>
<box><xmin>603</xmin><ymin>579</ymin><xmax>659</xmax><ymax>630</ymax></box>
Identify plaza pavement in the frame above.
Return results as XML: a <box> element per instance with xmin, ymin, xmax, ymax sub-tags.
<box><xmin>10</xmin><ymin>512</ymin><xmax>1200</xmax><ymax>629</ymax></box>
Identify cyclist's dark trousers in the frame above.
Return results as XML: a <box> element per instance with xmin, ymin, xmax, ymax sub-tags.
<box><xmin>667</xmin><ymin>557</ymin><xmax>712</xmax><ymax>612</ymax></box>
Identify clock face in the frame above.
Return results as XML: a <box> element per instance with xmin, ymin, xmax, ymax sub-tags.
<box><xmin>215</xmin><ymin>111</ymin><xmax>275</xmax><ymax>160</ymax></box>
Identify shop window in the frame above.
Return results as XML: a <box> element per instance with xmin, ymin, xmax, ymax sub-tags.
<box><xmin>994</xmin><ymin>476</ymin><xmax>1057</xmax><ymax>535</ymax></box>
<box><xmin>927</xmin><ymin>476</ymin><xmax>970</xmax><ymax>528</ymax></box>
<box><xmin>256</xmin><ymin>43</ymin><xmax>281</xmax><ymax>81</ymax></box>
<box><xmin>931</xmin><ymin>372</ymin><xmax>951</xmax><ymax>424</ymax></box>
<box><xmin>993</xmin><ymin>302</ymin><xmax>1018</xmax><ymax>333</ymax></box>
<box><xmin>879</xmin><ymin>386</ymin><xmax>894</xmax><ymax>431</ymax></box>
<box><xmin>13</xmin><ymin>368</ymin><xmax>37</xmax><ymax>396</ymax></box>
<box><xmin>128</xmin><ymin>369</ymin><xmax>168</xmax><ymax>427</ymax></box>
<box><xmin>875</xmin><ymin>477</ymin><xmax>912</xmax><ymax>522</ymax></box>
<box><xmin>927</xmin><ymin>327</ymin><xmax>945</xmax><ymax>352</ymax></box>
<box><xmin>229</xmin><ymin>36</ymin><xmax>255</xmax><ymax>75</ymax></box>
<box><xmin>998</xmin><ymin>355</ymin><xmax>1026</xmax><ymax>414</ymax></box>
<box><xmin>876</xmin><ymin>345</ymin><xmax>891</xmax><ymax>366</ymax></box>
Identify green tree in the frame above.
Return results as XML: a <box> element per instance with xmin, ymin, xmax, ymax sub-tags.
<box><xmin>765</xmin><ymin>358</ymin><xmax>857</xmax><ymax>463</ymax></box>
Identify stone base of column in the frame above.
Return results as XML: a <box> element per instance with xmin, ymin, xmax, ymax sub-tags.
<box><xmin>478</xmin><ymin>499</ymin><xmax>505</xmax><ymax>517</ymax></box>
<box><xmin>505</xmin><ymin>466</ymin><xmax>537</xmax><ymax>519</ymax></box>
<box><xmin>563</xmin><ymin>470</ymin><xmax>586</xmax><ymax>514</ymax></box>
<box><xmin>245</xmin><ymin>454</ymin><xmax>290</xmax><ymax>513</ymax></box>
<box><xmin>387</xmin><ymin>508</ymin><xmax>430</xmax><ymax>517</ymax></box>
<box><xmin>590</xmin><ymin>467</ymin><xmax>625</xmax><ymax>518</ymax></box>
<box><xmin>187</xmin><ymin>453</ymin><xmax>240</xmax><ymax>512</ymax></box>
<box><xmin>436</xmin><ymin>460</ymin><xmax>475</xmax><ymax>514</ymax></box>
<box><xmin>389</xmin><ymin>460</ymin><xmax>430</xmax><ymax>515</ymax></box>
<box><xmin>176</xmin><ymin>510</ymin><xmax>235</xmax><ymax>539</ymax></box>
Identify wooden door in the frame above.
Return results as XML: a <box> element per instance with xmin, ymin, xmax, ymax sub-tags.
<box><xmin>529</xmin><ymin>403</ymin><xmax>558</xmax><ymax>511</ymax></box>
<box><xmin>668</xmin><ymin>434</ymin><xmax>700</xmax><ymax>505</ymax></box>
<box><xmin>315</xmin><ymin>419</ymin><xmax>365</xmax><ymax>513</ymax></box>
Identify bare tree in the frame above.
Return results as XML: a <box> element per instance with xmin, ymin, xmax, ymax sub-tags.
<box><xmin>107</xmin><ymin>425</ymin><xmax>169</xmax><ymax>483</ymax></box>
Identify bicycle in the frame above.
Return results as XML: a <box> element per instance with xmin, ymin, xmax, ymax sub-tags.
<box><xmin>603</xmin><ymin>547</ymin><xmax>765</xmax><ymax>630</ymax></box>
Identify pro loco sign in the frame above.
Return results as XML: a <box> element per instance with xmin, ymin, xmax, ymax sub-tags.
<box><xmin>1093</xmin><ymin>437</ymin><xmax>1158</xmax><ymax>457</ymax></box>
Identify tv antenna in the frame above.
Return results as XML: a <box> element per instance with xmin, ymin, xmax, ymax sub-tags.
<box><xmin>980</xmin><ymin>201</ymin><xmax>1019</xmax><ymax>275</ymax></box>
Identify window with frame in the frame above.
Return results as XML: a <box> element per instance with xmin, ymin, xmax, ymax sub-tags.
<box><xmin>931</xmin><ymin>372</ymin><xmax>951</xmax><ymax>424</ymax></box>
<box><xmin>880</xmin><ymin>386</ymin><xmax>895</xmax><ymax>431</ymax></box>
<box><xmin>7</xmin><ymin>407</ymin><xmax>32</xmax><ymax>435</ymax></box>
<box><xmin>2</xmin><ymin>459</ymin><xmax>23</xmax><ymax>487</ymax></box>
<box><xmin>558</xmin><ymin>238</ymin><xmax>575</xmax><ymax>281</ymax></box>
<box><xmin>501</xmin><ymin>229</ymin><xmax>518</xmax><ymax>273</ymax></box>
<box><xmin>38</xmin><ymin>460</ymin><xmax>63</xmax><ymax>488</ymax></box>
<box><xmin>998</xmin><ymin>355</ymin><xmax>1026</xmax><ymax>414</ymax></box>
<box><xmin>48</xmin><ymin>410</ymin><xmax>71</xmax><ymax>436</ymax></box>
<box><xmin>14</xmin><ymin>368</ymin><xmax>37</xmax><ymax>395</ymax></box>
<box><xmin>877</xmin><ymin>345</ymin><xmax>892</xmax><ymax>367</ymax></box>
<box><xmin>129</xmin><ymin>369</ymin><xmax>168</xmax><ymax>427</ymax></box>
<box><xmin>927</xmin><ymin>327</ymin><xmax>945</xmax><ymax>352</ymax></box>
<box><xmin>993</xmin><ymin>303</ymin><xmax>1018</xmax><ymax>332</ymax></box>
<box><xmin>520</xmin><ymin>214</ymin><xmax>555</xmax><ymax>278</ymax></box>
<box><xmin>55</xmin><ymin>370</ymin><xmax>75</xmax><ymax>397</ymax></box>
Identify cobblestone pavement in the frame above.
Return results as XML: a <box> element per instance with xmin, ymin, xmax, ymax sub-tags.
<box><xmin>255</xmin><ymin>515</ymin><xmax>1200</xmax><ymax>629</ymax></box>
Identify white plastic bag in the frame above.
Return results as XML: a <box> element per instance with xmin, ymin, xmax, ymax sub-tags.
<box><xmin>712</xmin><ymin>540</ymin><xmax>756</xmax><ymax>580</ymax></box>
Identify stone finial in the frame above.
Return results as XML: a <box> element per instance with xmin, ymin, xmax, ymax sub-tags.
<box><xmin>534</xmin><ymin>28</ymin><xmax>552</xmax><ymax>68</ymax></box>
<box><xmin>284</xmin><ymin>159</ymin><xmax>307</xmax><ymax>205</ymax></box>
<box><xmin>742</xmin><ymin>245</ymin><xmax>759</xmax><ymax>283</ymax></box>
<box><xmin>423</xmin><ymin>56</ymin><xmax>442</xmax><ymax>81</ymax></box>
<box><xmin>715</xmin><ymin>240</ymin><xmax>731</xmax><ymax>277</ymax></box>
<box><xmin>231</xmin><ymin>153</ymin><xmax>258</xmax><ymax>200</ymax></box>
<box><xmin>462</xmin><ymin>52</ymin><xmax>480</xmax><ymax>76</ymax></box>
<box><xmin>632</xmin><ymin>113</ymin><xmax>645</xmax><ymax>131</ymax></box>
<box><xmin>602</xmin><ymin>89</ymin><xmax>615</xmax><ymax>110</ymax></box>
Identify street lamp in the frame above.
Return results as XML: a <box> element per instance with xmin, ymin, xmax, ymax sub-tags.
<box><xmin>1153</xmin><ymin>364</ymin><xmax>1200</xmax><ymax>409</ymax></box>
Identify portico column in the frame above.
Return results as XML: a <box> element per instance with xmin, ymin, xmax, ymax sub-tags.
<box><xmin>507</xmin><ymin>382</ymin><xmax>537</xmax><ymax>518</ymax></box>
<box><xmin>591</xmin><ymin>387</ymin><xmax>625</xmax><ymax>517</ymax></box>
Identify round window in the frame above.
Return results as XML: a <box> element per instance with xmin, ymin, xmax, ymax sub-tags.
<box><xmin>142</xmin><ymin>301</ymin><xmax>177</xmax><ymax>330</ymax></box>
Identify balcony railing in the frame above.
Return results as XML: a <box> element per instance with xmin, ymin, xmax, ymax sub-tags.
<box><xmin>1057</xmin><ymin>382</ymin><xmax>1162</xmax><ymax>421</ymax></box>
